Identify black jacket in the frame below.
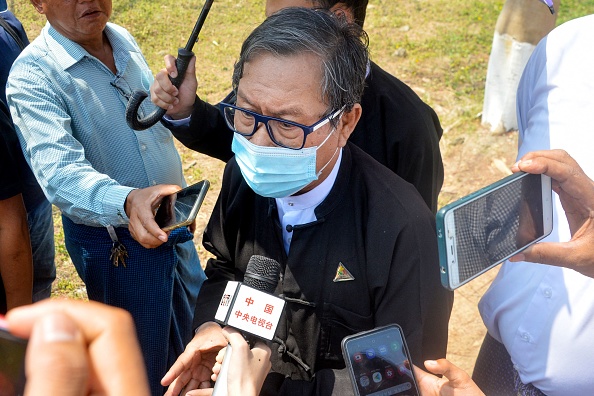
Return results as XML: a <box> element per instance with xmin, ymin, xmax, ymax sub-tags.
<box><xmin>165</xmin><ymin>61</ymin><xmax>444</xmax><ymax>213</ymax></box>
<box><xmin>193</xmin><ymin>143</ymin><xmax>453</xmax><ymax>394</ymax></box>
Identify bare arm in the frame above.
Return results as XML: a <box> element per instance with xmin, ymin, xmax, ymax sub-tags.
<box><xmin>0</xmin><ymin>193</ymin><xmax>32</xmax><ymax>310</ymax></box>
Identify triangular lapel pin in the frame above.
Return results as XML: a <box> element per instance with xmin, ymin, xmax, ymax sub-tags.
<box><xmin>333</xmin><ymin>262</ymin><xmax>355</xmax><ymax>282</ymax></box>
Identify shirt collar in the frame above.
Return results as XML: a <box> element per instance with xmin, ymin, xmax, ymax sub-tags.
<box><xmin>43</xmin><ymin>22</ymin><xmax>139</xmax><ymax>71</ymax></box>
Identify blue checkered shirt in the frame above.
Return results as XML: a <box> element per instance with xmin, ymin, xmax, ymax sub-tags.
<box><xmin>6</xmin><ymin>22</ymin><xmax>185</xmax><ymax>226</ymax></box>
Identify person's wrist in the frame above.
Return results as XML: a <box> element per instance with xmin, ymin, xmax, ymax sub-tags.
<box><xmin>167</xmin><ymin>100</ymin><xmax>195</xmax><ymax>120</ymax></box>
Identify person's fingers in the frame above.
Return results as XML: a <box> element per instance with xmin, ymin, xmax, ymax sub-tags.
<box><xmin>211</xmin><ymin>346</ymin><xmax>227</xmax><ymax>381</ymax></box>
<box><xmin>24</xmin><ymin>312</ymin><xmax>89</xmax><ymax>396</ymax></box>
<box><xmin>423</xmin><ymin>359</ymin><xmax>463</xmax><ymax>378</ymax></box>
<box><xmin>162</xmin><ymin>358</ymin><xmax>193</xmax><ymax>391</ymax></box>
<box><xmin>126</xmin><ymin>185</ymin><xmax>182</xmax><ymax>247</ymax></box>
<box><xmin>517</xmin><ymin>151</ymin><xmax>594</xmax><ymax>202</ymax></box>
<box><xmin>184</xmin><ymin>56</ymin><xmax>197</xmax><ymax>80</ymax></box>
<box><xmin>185</xmin><ymin>389</ymin><xmax>214</xmax><ymax>396</ymax></box>
<box><xmin>250</xmin><ymin>340</ymin><xmax>272</xmax><ymax>365</ymax></box>
<box><xmin>8</xmin><ymin>300</ymin><xmax>149</xmax><ymax>395</ymax></box>
<box><xmin>424</xmin><ymin>359</ymin><xmax>482</xmax><ymax>393</ymax></box>
<box><xmin>412</xmin><ymin>364</ymin><xmax>440</xmax><ymax>396</ymax></box>
<box><xmin>164</xmin><ymin>54</ymin><xmax>178</xmax><ymax>77</ymax></box>
<box><xmin>511</xmin><ymin>241</ymin><xmax>574</xmax><ymax>266</ymax></box>
<box><xmin>221</xmin><ymin>327</ymin><xmax>250</xmax><ymax>354</ymax></box>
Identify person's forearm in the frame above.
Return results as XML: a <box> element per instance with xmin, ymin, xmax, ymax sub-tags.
<box><xmin>0</xmin><ymin>194</ymin><xmax>33</xmax><ymax>310</ymax></box>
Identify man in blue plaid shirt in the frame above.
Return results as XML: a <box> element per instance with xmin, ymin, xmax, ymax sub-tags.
<box><xmin>6</xmin><ymin>0</ymin><xmax>206</xmax><ymax>393</ymax></box>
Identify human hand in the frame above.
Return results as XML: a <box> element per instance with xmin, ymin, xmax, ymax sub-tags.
<box><xmin>413</xmin><ymin>359</ymin><xmax>484</xmax><ymax>396</ymax></box>
<box><xmin>162</xmin><ymin>321</ymin><xmax>227</xmax><ymax>396</ymax></box>
<box><xmin>509</xmin><ymin>149</ymin><xmax>594</xmax><ymax>278</ymax></box>
<box><xmin>125</xmin><ymin>184</ymin><xmax>181</xmax><ymax>248</ymax></box>
<box><xmin>6</xmin><ymin>299</ymin><xmax>149</xmax><ymax>396</ymax></box>
<box><xmin>151</xmin><ymin>54</ymin><xmax>198</xmax><ymax>119</ymax></box>
<box><xmin>208</xmin><ymin>327</ymin><xmax>271</xmax><ymax>396</ymax></box>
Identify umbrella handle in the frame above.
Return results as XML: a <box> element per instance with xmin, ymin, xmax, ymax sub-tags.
<box><xmin>125</xmin><ymin>48</ymin><xmax>193</xmax><ymax>131</ymax></box>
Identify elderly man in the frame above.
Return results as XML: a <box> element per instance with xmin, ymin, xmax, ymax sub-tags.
<box><xmin>153</xmin><ymin>0</ymin><xmax>444</xmax><ymax>214</ymax></box>
<box><xmin>161</xmin><ymin>8</ymin><xmax>452</xmax><ymax>396</ymax></box>
<box><xmin>6</xmin><ymin>0</ymin><xmax>206</xmax><ymax>393</ymax></box>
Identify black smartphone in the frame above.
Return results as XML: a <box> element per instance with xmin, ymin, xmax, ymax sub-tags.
<box><xmin>341</xmin><ymin>324</ymin><xmax>420</xmax><ymax>396</ymax></box>
<box><xmin>0</xmin><ymin>319</ymin><xmax>27</xmax><ymax>396</ymax></box>
<box><xmin>436</xmin><ymin>172</ymin><xmax>554</xmax><ymax>290</ymax></box>
<box><xmin>154</xmin><ymin>180</ymin><xmax>210</xmax><ymax>232</ymax></box>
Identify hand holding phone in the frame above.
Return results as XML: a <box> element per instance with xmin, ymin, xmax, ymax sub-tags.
<box><xmin>342</xmin><ymin>324</ymin><xmax>420</xmax><ymax>396</ymax></box>
<box><xmin>436</xmin><ymin>172</ymin><xmax>553</xmax><ymax>290</ymax></box>
<box><xmin>154</xmin><ymin>180</ymin><xmax>209</xmax><ymax>231</ymax></box>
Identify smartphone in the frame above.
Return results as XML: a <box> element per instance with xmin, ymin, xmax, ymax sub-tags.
<box><xmin>154</xmin><ymin>180</ymin><xmax>210</xmax><ymax>232</ymax></box>
<box><xmin>436</xmin><ymin>172</ymin><xmax>553</xmax><ymax>290</ymax></box>
<box><xmin>0</xmin><ymin>319</ymin><xmax>27</xmax><ymax>396</ymax></box>
<box><xmin>341</xmin><ymin>324</ymin><xmax>420</xmax><ymax>396</ymax></box>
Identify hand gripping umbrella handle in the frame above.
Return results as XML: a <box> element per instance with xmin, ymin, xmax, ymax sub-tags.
<box><xmin>125</xmin><ymin>0</ymin><xmax>214</xmax><ymax>131</ymax></box>
<box><xmin>125</xmin><ymin>48</ymin><xmax>193</xmax><ymax>131</ymax></box>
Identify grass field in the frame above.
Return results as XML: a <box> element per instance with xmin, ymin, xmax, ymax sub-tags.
<box><xmin>9</xmin><ymin>0</ymin><xmax>594</xmax><ymax>377</ymax></box>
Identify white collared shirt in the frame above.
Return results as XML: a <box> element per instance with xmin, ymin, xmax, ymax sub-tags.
<box><xmin>276</xmin><ymin>149</ymin><xmax>342</xmax><ymax>254</ymax></box>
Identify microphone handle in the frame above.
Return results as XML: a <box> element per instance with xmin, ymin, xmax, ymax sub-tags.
<box><xmin>212</xmin><ymin>343</ymin><xmax>232</xmax><ymax>396</ymax></box>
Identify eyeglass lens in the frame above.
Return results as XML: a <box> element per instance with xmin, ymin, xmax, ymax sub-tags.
<box><xmin>224</xmin><ymin>106</ymin><xmax>306</xmax><ymax>149</ymax></box>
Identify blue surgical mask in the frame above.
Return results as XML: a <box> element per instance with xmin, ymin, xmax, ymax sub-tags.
<box><xmin>232</xmin><ymin>131</ymin><xmax>338</xmax><ymax>198</ymax></box>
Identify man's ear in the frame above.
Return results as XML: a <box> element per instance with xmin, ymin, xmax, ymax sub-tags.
<box><xmin>329</xmin><ymin>3</ymin><xmax>355</xmax><ymax>24</ymax></box>
<box><xmin>30</xmin><ymin>0</ymin><xmax>44</xmax><ymax>14</ymax></box>
<box><xmin>336</xmin><ymin>103</ymin><xmax>362</xmax><ymax>148</ymax></box>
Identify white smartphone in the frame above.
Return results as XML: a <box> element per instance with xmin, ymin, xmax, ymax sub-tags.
<box><xmin>154</xmin><ymin>180</ymin><xmax>210</xmax><ymax>232</ymax></box>
<box><xmin>341</xmin><ymin>324</ymin><xmax>420</xmax><ymax>396</ymax></box>
<box><xmin>436</xmin><ymin>172</ymin><xmax>553</xmax><ymax>290</ymax></box>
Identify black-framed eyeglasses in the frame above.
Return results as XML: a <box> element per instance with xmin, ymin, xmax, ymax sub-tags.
<box><xmin>219</xmin><ymin>102</ymin><xmax>343</xmax><ymax>150</ymax></box>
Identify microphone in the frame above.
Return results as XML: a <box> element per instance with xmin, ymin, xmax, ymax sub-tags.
<box><xmin>212</xmin><ymin>255</ymin><xmax>282</xmax><ymax>396</ymax></box>
<box><xmin>243</xmin><ymin>255</ymin><xmax>282</xmax><ymax>294</ymax></box>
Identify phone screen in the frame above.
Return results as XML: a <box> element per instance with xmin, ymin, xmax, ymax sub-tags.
<box><xmin>154</xmin><ymin>180</ymin><xmax>209</xmax><ymax>231</ymax></box>
<box><xmin>444</xmin><ymin>172</ymin><xmax>552</xmax><ymax>288</ymax></box>
<box><xmin>343</xmin><ymin>325</ymin><xmax>419</xmax><ymax>396</ymax></box>
<box><xmin>0</xmin><ymin>326</ymin><xmax>27</xmax><ymax>396</ymax></box>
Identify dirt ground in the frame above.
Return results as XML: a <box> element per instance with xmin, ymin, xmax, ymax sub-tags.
<box><xmin>181</xmin><ymin>119</ymin><xmax>519</xmax><ymax>377</ymax></box>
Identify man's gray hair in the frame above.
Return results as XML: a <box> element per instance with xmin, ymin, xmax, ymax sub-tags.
<box><xmin>232</xmin><ymin>7</ymin><xmax>369</xmax><ymax>117</ymax></box>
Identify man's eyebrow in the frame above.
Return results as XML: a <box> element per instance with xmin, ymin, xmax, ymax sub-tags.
<box><xmin>236</xmin><ymin>91</ymin><xmax>305</xmax><ymax>119</ymax></box>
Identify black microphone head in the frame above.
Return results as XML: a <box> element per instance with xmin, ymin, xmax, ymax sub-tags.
<box><xmin>244</xmin><ymin>255</ymin><xmax>282</xmax><ymax>294</ymax></box>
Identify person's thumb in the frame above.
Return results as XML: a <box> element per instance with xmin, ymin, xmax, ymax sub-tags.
<box><xmin>424</xmin><ymin>359</ymin><xmax>465</xmax><ymax>383</ymax></box>
<box><xmin>24</xmin><ymin>312</ymin><xmax>89</xmax><ymax>396</ymax></box>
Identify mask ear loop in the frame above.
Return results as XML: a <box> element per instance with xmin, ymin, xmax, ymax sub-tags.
<box><xmin>313</xmin><ymin>107</ymin><xmax>346</xmax><ymax>177</ymax></box>
<box><xmin>315</xmin><ymin>127</ymin><xmax>340</xmax><ymax>178</ymax></box>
